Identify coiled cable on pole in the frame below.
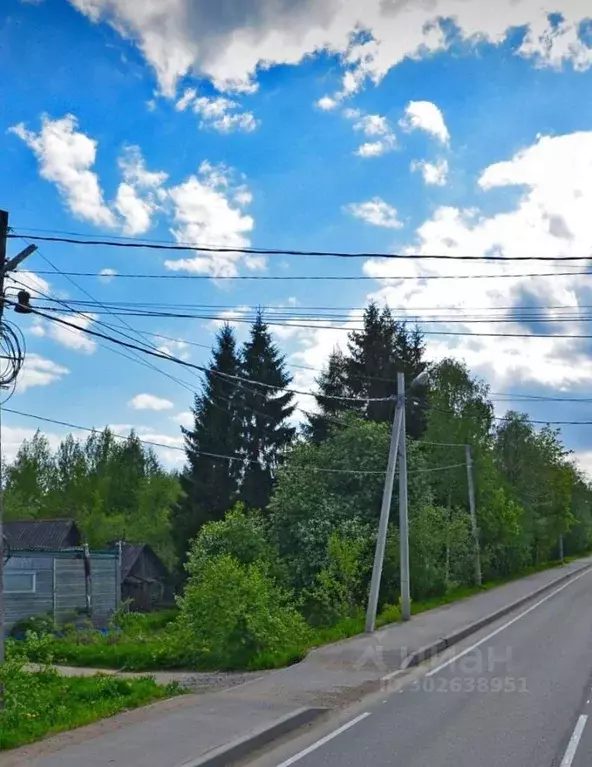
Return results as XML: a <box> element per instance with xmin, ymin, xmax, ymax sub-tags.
<box><xmin>0</xmin><ymin>320</ymin><xmax>25</xmax><ymax>402</ymax></box>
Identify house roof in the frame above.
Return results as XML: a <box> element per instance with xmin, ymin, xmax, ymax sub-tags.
<box><xmin>119</xmin><ymin>542</ymin><xmax>169</xmax><ymax>582</ymax></box>
<box><xmin>3</xmin><ymin>519</ymin><xmax>82</xmax><ymax>550</ymax></box>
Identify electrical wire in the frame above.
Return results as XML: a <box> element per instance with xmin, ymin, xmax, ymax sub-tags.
<box><xmin>7</xmin><ymin>274</ymin><xmax>202</xmax><ymax>400</ymax></box>
<box><xmin>16</xmin><ymin>268</ymin><xmax>592</xmax><ymax>282</ymax></box>
<box><xmin>1</xmin><ymin>407</ymin><xmax>389</xmax><ymax>475</ymax></box>
<box><xmin>14</xmin><ymin>303</ymin><xmax>396</xmax><ymax>404</ymax></box>
<box><xmin>27</xmin><ymin>305</ymin><xmax>592</xmax><ymax>339</ymax></box>
<box><xmin>11</xmin><ymin>232</ymin><xmax>592</xmax><ymax>262</ymax></box>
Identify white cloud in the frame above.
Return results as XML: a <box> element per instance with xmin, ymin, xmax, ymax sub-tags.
<box><xmin>356</xmin><ymin>139</ymin><xmax>396</xmax><ymax>158</ymax></box>
<box><xmin>244</xmin><ymin>254</ymin><xmax>267</xmax><ymax>271</ymax></box>
<box><xmin>171</xmin><ymin>410</ymin><xmax>193</xmax><ymax>429</ymax></box>
<box><xmin>1</xmin><ymin>426</ymin><xmax>64</xmax><ymax>463</ymax></box>
<box><xmin>114</xmin><ymin>183</ymin><xmax>154</xmax><ymax>235</ymax></box>
<box><xmin>10</xmin><ymin>114</ymin><xmax>117</xmax><ymax>227</ymax></box>
<box><xmin>115</xmin><ymin>145</ymin><xmax>167</xmax><ymax>235</ymax></box>
<box><xmin>345</xmin><ymin>197</ymin><xmax>403</xmax><ymax>229</ymax></box>
<box><xmin>411</xmin><ymin>158</ymin><xmax>449</xmax><ymax>185</ymax></box>
<box><xmin>157</xmin><ymin>339</ymin><xmax>191</xmax><ymax>360</ymax></box>
<box><xmin>8</xmin><ymin>269</ymin><xmax>51</xmax><ymax>299</ymax></box>
<box><xmin>164</xmin><ymin>162</ymin><xmax>255</xmax><ymax>277</ymax></box>
<box><xmin>316</xmin><ymin>96</ymin><xmax>339</xmax><ymax>111</ymax></box>
<box><xmin>66</xmin><ymin>2</ymin><xmax>592</xmax><ymax>98</ymax></box>
<box><xmin>574</xmin><ymin>450</ymin><xmax>592</xmax><ymax>481</ymax></box>
<box><xmin>400</xmin><ymin>101</ymin><xmax>450</xmax><ymax>144</ymax></box>
<box><xmin>16</xmin><ymin>354</ymin><xmax>69</xmax><ymax>393</ymax></box>
<box><xmin>46</xmin><ymin>312</ymin><xmax>97</xmax><ymax>353</ymax></box>
<box><xmin>363</xmin><ymin>130</ymin><xmax>592</xmax><ymax>391</ymax></box>
<box><xmin>346</xmin><ymin>109</ymin><xmax>397</xmax><ymax>157</ymax></box>
<box><xmin>175</xmin><ymin>88</ymin><xmax>258</xmax><ymax>132</ymax></box>
<box><xmin>136</xmin><ymin>429</ymin><xmax>185</xmax><ymax>465</ymax></box>
<box><xmin>99</xmin><ymin>267</ymin><xmax>117</xmax><ymax>283</ymax></box>
<box><xmin>129</xmin><ymin>393</ymin><xmax>175</xmax><ymax>411</ymax></box>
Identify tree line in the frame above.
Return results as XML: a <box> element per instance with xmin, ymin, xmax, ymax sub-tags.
<box><xmin>5</xmin><ymin>302</ymin><xmax>592</xmax><ymax>615</ymax></box>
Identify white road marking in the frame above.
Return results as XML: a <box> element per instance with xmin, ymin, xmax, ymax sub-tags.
<box><xmin>427</xmin><ymin>568</ymin><xmax>592</xmax><ymax>677</ymax></box>
<box><xmin>274</xmin><ymin>713</ymin><xmax>371</xmax><ymax>767</ymax></box>
<box><xmin>560</xmin><ymin>715</ymin><xmax>588</xmax><ymax>767</ymax></box>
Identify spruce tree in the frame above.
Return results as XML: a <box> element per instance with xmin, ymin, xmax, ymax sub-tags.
<box><xmin>239</xmin><ymin>311</ymin><xmax>295</xmax><ymax>510</ymax></box>
<box><xmin>172</xmin><ymin>324</ymin><xmax>243</xmax><ymax>561</ymax></box>
<box><xmin>306</xmin><ymin>348</ymin><xmax>351</xmax><ymax>443</ymax></box>
<box><xmin>346</xmin><ymin>302</ymin><xmax>427</xmax><ymax>436</ymax></box>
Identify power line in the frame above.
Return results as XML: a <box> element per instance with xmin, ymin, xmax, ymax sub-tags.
<box><xmin>7</xmin><ymin>274</ymin><xmax>201</xmax><ymax>399</ymax></box>
<box><xmin>1</xmin><ymin>407</ymin><xmax>390</xmax><ymax>475</ymax></box>
<box><xmin>18</xmin><ymin>304</ymin><xmax>395</xmax><ymax>404</ymax></box>
<box><xmin>19</xmin><ymin>291</ymin><xmax>592</xmax><ymax>405</ymax></box>
<box><xmin>28</xmin><ymin>304</ymin><xmax>592</xmax><ymax>325</ymax></box>
<box><xmin>27</xmin><ymin>305</ymin><xmax>592</xmax><ymax>339</ymax></box>
<box><xmin>16</xmin><ymin>268</ymin><xmax>592</xmax><ymax>282</ymax></box>
<box><xmin>10</xmin><ymin>232</ymin><xmax>592</xmax><ymax>262</ymax></box>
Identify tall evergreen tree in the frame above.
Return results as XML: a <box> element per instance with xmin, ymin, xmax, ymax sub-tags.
<box><xmin>239</xmin><ymin>311</ymin><xmax>295</xmax><ymax>510</ymax></box>
<box><xmin>308</xmin><ymin>302</ymin><xmax>427</xmax><ymax>440</ymax></box>
<box><xmin>172</xmin><ymin>324</ymin><xmax>243</xmax><ymax>560</ymax></box>
<box><xmin>306</xmin><ymin>349</ymin><xmax>351</xmax><ymax>443</ymax></box>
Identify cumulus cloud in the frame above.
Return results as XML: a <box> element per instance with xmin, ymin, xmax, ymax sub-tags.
<box><xmin>13</xmin><ymin>116</ymin><xmax>259</xmax><ymax>277</ymax></box>
<box><xmin>176</xmin><ymin>88</ymin><xmax>258</xmax><ymax>132</ymax></box>
<box><xmin>362</xmin><ymin>130</ymin><xmax>592</xmax><ymax>391</ymax></box>
<box><xmin>411</xmin><ymin>158</ymin><xmax>449</xmax><ymax>185</ymax></box>
<box><xmin>171</xmin><ymin>410</ymin><xmax>193</xmax><ymax>429</ymax></box>
<box><xmin>129</xmin><ymin>393</ymin><xmax>175</xmax><ymax>411</ymax></box>
<box><xmin>66</xmin><ymin>2</ymin><xmax>592</xmax><ymax>98</ymax></box>
<box><xmin>46</xmin><ymin>312</ymin><xmax>98</xmax><ymax>353</ymax></box>
<box><xmin>16</xmin><ymin>354</ymin><xmax>69</xmax><ymax>392</ymax></box>
<box><xmin>115</xmin><ymin>145</ymin><xmax>168</xmax><ymax>235</ymax></box>
<box><xmin>157</xmin><ymin>339</ymin><xmax>191</xmax><ymax>360</ymax></box>
<box><xmin>1</xmin><ymin>426</ymin><xmax>64</xmax><ymax>463</ymax></box>
<box><xmin>345</xmin><ymin>198</ymin><xmax>403</xmax><ymax>229</ymax></box>
<box><xmin>9</xmin><ymin>114</ymin><xmax>117</xmax><ymax>227</ymax></box>
<box><xmin>400</xmin><ymin>101</ymin><xmax>450</xmax><ymax>144</ymax></box>
<box><xmin>163</xmin><ymin>162</ymin><xmax>255</xmax><ymax>277</ymax></box>
<box><xmin>345</xmin><ymin>109</ymin><xmax>397</xmax><ymax>157</ymax></box>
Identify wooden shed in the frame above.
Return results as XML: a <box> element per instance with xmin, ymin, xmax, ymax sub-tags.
<box><xmin>119</xmin><ymin>543</ymin><xmax>173</xmax><ymax>611</ymax></box>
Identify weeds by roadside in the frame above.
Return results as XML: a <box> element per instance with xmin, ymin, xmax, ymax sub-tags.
<box><xmin>0</xmin><ymin>637</ymin><xmax>182</xmax><ymax>750</ymax></box>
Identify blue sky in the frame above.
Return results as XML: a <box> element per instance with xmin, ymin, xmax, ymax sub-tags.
<box><xmin>2</xmin><ymin>0</ymin><xmax>592</xmax><ymax>470</ymax></box>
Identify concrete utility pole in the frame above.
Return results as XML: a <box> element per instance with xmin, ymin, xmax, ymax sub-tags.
<box><xmin>465</xmin><ymin>444</ymin><xmax>482</xmax><ymax>587</ymax></box>
<box><xmin>365</xmin><ymin>376</ymin><xmax>404</xmax><ymax>633</ymax></box>
<box><xmin>398</xmin><ymin>373</ymin><xmax>411</xmax><ymax>621</ymax></box>
<box><xmin>0</xmin><ymin>210</ymin><xmax>36</xmax><ymax>699</ymax></box>
<box><xmin>365</xmin><ymin>370</ymin><xmax>429</xmax><ymax>632</ymax></box>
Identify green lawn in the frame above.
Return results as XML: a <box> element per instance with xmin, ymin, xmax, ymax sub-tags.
<box><xmin>0</xmin><ymin>665</ymin><xmax>182</xmax><ymax>751</ymax></box>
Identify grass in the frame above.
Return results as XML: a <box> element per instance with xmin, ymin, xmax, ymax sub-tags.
<box><xmin>0</xmin><ymin>665</ymin><xmax>183</xmax><ymax>751</ymax></box>
<box><xmin>14</xmin><ymin>554</ymin><xmax>585</xmax><ymax>674</ymax></box>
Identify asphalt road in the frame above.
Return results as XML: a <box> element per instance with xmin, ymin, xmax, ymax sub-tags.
<box><xmin>251</xmin><ymin>567</ymin><xmax>592</xmax><ymax>767</ymax></box>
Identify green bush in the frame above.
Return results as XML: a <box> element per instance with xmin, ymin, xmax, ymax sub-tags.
<box><xmin>10</xmin><ymin>613</ymin><xmax>54</xmax><ymax>638</ymax></box>
<box><xmin>305</xmin><ymin>526</ymin><xmax>370</xmax><ymax>626</ymax></box>
<box><xmin>190</xmin><ymin>503</ymin><xmax>278</xmax><ymax>570</ymax></box>
<box><xmin>178</xmin><ymin>554</ymin><xmax>310</xmax><ymax>668</ymax></box>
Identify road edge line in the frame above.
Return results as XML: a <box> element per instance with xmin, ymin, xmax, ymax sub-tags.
<box><xmin>401</xmin><ymin>561</ymin><xmax>592</xmax><ymax>670</ymax></box>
